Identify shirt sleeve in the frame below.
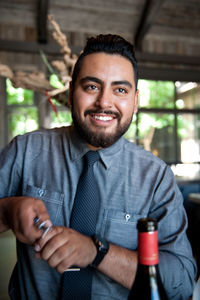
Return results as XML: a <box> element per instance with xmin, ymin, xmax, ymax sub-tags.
<box><xmin>0</xmin><ymin>137</ymin><xmax>22</xmax><ymax>198</ymax></box>
<box><xmin>148</xmin><ymin>165</ymin><xmax>197</xmax><ymax>299</ymax></box>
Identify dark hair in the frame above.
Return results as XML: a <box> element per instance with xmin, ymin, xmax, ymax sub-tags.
<box><xmin>72</xmin><ymin>34</ymin><xmax>138</xmax><ymax>89</ymax></box>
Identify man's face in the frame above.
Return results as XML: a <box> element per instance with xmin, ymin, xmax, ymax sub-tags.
<box><xmin>70</xmin><ymin>52</ymin><xmax>139</xmax><ymax>149</ymax></box>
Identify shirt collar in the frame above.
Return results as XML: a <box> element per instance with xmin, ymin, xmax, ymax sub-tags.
<box><xmin>69</xmin><ymin>126</ymin><xmax>89</xmax><ymax>162</ymax></box>
<box><xmin>69</xmin><ymin>125</ymin><xmax>125</xmax><ymax>169</ymax></box>
<box><xmin>98</xmin><ymin>136</ymin><xmax>125</xmax><ymax>169</ymax></box>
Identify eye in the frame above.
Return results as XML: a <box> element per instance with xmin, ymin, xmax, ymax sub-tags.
<box><xmin>84</xmin><ymin>84</ymin><xmax>99</xmax><ymax>91</ymax></box>
<box><xmin>115</xmin><ymin>87</ymin><xmax>128</xmax><ymax>94</ymax></box>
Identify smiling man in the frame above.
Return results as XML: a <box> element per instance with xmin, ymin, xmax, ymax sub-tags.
<box><xmin>71</xmin><ymin>52</ymin><xmax>138</xmax><ymax>149</ymax></box>
<box><xmin>0</xmin><ymin>34</ymin><xmax>196</xmax><ymax>300</ymax></box>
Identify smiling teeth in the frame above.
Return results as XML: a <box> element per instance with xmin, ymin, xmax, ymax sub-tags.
<box><xmin>94</xmin><ymin>115</ymin><xmax>113</xmax><ymax>121</ymax></box>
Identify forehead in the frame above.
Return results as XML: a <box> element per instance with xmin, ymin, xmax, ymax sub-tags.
<box><xmin>77</xmin><ymin>52</ymin><xmax>135</xmax><ymax>83</ymax></box>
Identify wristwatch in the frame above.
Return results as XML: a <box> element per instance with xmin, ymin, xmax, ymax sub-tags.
<box><xmin>90</xmin><ymin>235</ymin><xmax>110</xmax><ymax>268</ymax></box>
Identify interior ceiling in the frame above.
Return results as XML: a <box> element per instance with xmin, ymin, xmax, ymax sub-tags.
<box><xmin>0</xmin><ymin>0</ymin><xmax>200</xmax><ymax>82</ymax></box>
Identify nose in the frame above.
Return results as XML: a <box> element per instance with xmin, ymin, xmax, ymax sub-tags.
<box><xmin>95</xmin><ymin>88</ymin><xmax>113</xmax><ymax>109</ymax></box>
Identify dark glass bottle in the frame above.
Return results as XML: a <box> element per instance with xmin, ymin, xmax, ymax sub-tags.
<box><xmin>128</xmin><ymin>218</ymin><xmax>168</xmax><ymax>300</ymax></box>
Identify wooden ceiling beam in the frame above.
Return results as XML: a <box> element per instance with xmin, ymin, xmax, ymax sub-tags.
<box><xmin>134</xmin><ymin>0</ymin><xmax>165</xmax><ymax>50</ymax></box>
<box><xmin>0</xmin><ymin>40</ymin><xmax>200</xmax><ymax>82</ymax></box>
<box><xmin>0</xmin><ymin>40</ymin><xmax>82</xmax><ymax>55</ymax></box>
<box><xmin>0</xmin><ymin>40</ymin><xmax>200</xmax><ymax>68</ymax></box>
<box><xmin>139</xmin><ymin>66</ymin><xmax>200</xmax><ymax>82</ymax></box>
<box><xmin>136</xmin><ymin>51</ymin><xmax>200</xmax><ymax>66</ymax></box>
<box><xmin>37</xmin><ymin>0</ymin><xmax>49</xmax><ymax>44</ymax></box>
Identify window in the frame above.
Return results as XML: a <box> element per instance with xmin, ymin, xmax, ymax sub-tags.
<box><xmin>5</xmin><ymin>78</ymin><xmax>72</xmax><ymax>143</ymax></box>
<box><xmin>3</xmin><ymin>78</ymin><xmax>200</xmax><ymax>179</ymax></box>
<box><xmin>6</xmin><ymin>79</ymin><xmax>38</xmax><ymax>141</ymax></box>
<box><xmin>125</xmin><ymin>80</ymin><xmax>200</xmax><ymax>179</ymax></box>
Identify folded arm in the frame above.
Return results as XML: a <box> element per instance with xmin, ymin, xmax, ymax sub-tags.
<box><xmin>35</xmin><ymin>225</ymin><xmax>137</xmax><ymax>289</ymax></box>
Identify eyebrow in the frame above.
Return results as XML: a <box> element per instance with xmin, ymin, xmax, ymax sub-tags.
<box><xmin>111</xmin><ymin>80</ymin><xmax>133</xmax><ymax>89</ymax></box>
<box><xmin>79</xmin><ymin>76</ymin><xmax>103</xmax><ymax>85</ymax></box>
<box><xmin>80</xmin><ymin>76</ymin><xmax>133</xmax><ymax>89</ymax></box>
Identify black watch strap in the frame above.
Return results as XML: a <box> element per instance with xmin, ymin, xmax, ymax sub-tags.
<box><xmin>90</xmin><ymin>235</ymin><xmax>110</xmax><ymax>268</ymax></box>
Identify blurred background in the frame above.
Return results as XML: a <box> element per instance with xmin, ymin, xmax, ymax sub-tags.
<box><xmin>0</xmin><ymin>0</ymin><xmax>200</xmax><ymax>299</ymax></box>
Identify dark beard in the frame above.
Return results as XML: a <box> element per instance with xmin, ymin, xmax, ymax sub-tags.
<box><xmin>72</xmin><ymin>108</ymin><xmax>132</xmax><ymax>148</ymax></box>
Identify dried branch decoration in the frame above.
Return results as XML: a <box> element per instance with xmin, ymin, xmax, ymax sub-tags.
<box><xmin>48</xmin><ymin>15</ymin><xmax>77</xmax><ymax>83</ymax></box>
<box><xmin>0</xmin><ymin>15</ymin><xmax>78</xmax><ymax>108</ymax></box>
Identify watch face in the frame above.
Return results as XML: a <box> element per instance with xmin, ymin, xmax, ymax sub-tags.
<box><xmin>95</xmin><ymin>235</ymin><xmax>109</xmax><ymax>252</ymax></box>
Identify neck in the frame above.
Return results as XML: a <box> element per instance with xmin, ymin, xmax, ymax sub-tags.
<box><xmin>87</xmin><ymin>144</ymin><xmax>102</xmax><ymax>151</ymax></box>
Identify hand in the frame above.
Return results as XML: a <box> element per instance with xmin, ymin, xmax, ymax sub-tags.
<box><xmin>34</xmin><ymin>226</ymin><xmax>97</xmax><ymax>273</ymax></box>
<box><xmin>4</xmin><ymin>196</ymin><xmax>51</xmax><ymax>244</ymax></box>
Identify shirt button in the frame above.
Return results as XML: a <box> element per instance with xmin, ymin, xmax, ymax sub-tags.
<box><xmin>38</xmin><ymin>189</ymin><xmax>44</xmax><ymax>197</ymax></box>
<box><xmin>125</xmin><ymin>213</ymin><xmax>131</xmax><ymax>222</ymax></box>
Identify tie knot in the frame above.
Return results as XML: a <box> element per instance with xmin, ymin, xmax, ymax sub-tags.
<box><xmin>85</xmin><ymin>151</ymin><xmax>100</xmax><ymax>166</ymax></box>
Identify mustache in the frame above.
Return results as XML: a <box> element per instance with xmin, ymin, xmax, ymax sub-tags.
<box><xmin>84</xmin><ymin>109</ymin><xmax>121</xmax><ymax>119</ymax></box>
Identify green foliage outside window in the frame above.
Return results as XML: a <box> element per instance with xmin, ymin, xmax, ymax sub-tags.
<box><xmin>6</xmin><ymin>79</ymin><xmax>38</xmax><ymax>139</ymax></box>
<box><xmin>49</xmin><ymin>74</ymin><xmax>64</xmax><ymax>89</ymax></box>
<box><xmin>139</xmin><ymin>80</ymin><xmax>175</xmax><ymax>108</ymax></box>
<box><xmin>124</xmin><ymin>80</ymin><xmax>197</xmax><ymax>163</ymax></box>
<box><xmin>125</xmin><ymin>80</ymin><xmax>176</xmax><ymax>143</ymax></box>
<box><xmin>51</xmin><ymin>110</ymin><xmax>72</xmax><ymax>128</ymax></box>
<box><xmin>6</xmin><ymin>79</ymin><xmax>34</xmax><ymax>105</ymax></box>
<box><xmin>9</xmin><ymin>108</ymin><xmax>38</xmax><ymax>138</ymax></box>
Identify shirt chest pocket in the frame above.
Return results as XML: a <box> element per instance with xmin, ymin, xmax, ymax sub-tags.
<box><xmin>100</xmin><ymin>209</ymin><xmax>145</xmax><ymax>250</ymax></box>
<box><xmin>22</xmin><ymin>184</ymin><xmax>64</xmax><ymax>225</ymax></box>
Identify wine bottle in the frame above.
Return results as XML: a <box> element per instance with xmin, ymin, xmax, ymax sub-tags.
<box><xmin>128</xmin><ymin>218</ymin><xmax>168</xmax><ymax>300</ymax></box>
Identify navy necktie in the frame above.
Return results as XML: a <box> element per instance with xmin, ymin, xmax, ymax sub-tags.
<box><xmin>61</xmin><ymin>151</ymin><xmax>100</xmax><ymax>299</ymax></box>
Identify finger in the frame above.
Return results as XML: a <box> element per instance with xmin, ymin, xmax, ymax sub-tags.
<box><xmin>34</xmin><ymin>226</ymin><xmax>62</xmax><ymax>252</ymax></box>
<box><xmin>44</xmin><ymin>231</ymin><xmax>89</xmax><ymax>271</ymax></box>
<box><xmin>34</xmin><ymin>218</ymin><xmax>53</xmax><ymax>236</ymax></box>
<box><xmin>46</xmin><ymin>240</ymin><xmax>78</xmax><ymax>271</ymax></box>
<box><xmin>42</xmin><ymin>235</ymin><xmax>69</xmax><ymax>263</ymax></box>
<box><xmin>55</xmin><ymin>247</ymin><xmax>78</xmax><ymax>273</ymax></box>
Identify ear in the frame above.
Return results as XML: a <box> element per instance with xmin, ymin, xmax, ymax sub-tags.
<box><xmin>133</xmin><ymin>89</ymin><xmax>139</xmax><ymax>114</ymax></box>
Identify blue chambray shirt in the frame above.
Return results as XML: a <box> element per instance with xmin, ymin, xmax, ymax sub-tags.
<box><xmin>0</xmin><ymin>126</ymin><xmax>196</xmax><ymax>300</ymax></box>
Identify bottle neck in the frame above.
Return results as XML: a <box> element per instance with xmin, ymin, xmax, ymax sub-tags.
<box><xmin>138</xmin><ymin>230</ymin><xmax>159</xmax><ymax>265</ymax></box>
